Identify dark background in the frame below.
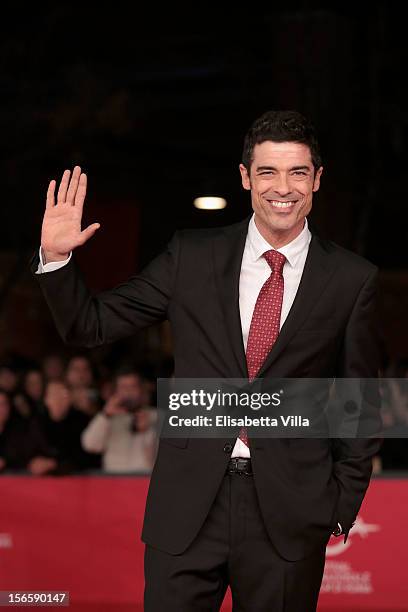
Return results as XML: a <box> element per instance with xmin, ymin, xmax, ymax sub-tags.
<box><xmin>0</xmin><ymin>3</ymin><xmax>406</xmax><ymax>367</ymax></box>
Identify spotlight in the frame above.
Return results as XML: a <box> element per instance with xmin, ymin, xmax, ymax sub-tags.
<box><xmin>193</xmin><ymin>196</ymin><xmax>227</xmax><ymax>210</ymax></box>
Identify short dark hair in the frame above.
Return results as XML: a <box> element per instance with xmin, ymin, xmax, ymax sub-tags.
<box><xmin>242</xmin><ymin>110</ymin><xmax>322</xmax><ymax>171</ymax></box>
<box><xmin>113</xmin><ymin>366</ymin><xmax>143</xmax><ymax>382</ymax></box>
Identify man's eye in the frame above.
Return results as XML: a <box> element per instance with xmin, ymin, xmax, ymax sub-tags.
<box><xmin>292</xmin><ymin>171</ymin><xmax>307</xmax><ymax>176</ymax></box>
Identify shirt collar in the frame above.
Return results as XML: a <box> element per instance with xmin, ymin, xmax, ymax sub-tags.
<box><xmin>247</xmin><ymin>212</ymin><xmax>311</xmax><ymax>268</ymax></box>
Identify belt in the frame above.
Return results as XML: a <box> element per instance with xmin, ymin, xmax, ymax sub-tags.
<box><xmin>227</xmin><ymin>457</ymin><xmax>253</xmax><ymax>476</ymax></box>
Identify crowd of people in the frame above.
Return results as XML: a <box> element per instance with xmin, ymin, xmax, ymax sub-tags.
<box><xmin>0</xmin><ymin>353</ymin><xmax>408</xmax><ymax>475</ymax></box>
<box><xmin>0</xmin><ymin>354</ymin><xmax>159</xmax><ymax>475</ymax></box>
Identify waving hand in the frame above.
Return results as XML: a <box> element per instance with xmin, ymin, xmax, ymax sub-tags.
<box><xmin>41</xmin><ymin>166</ymin><xmax>100</xmax><ymax>263</ymax></box>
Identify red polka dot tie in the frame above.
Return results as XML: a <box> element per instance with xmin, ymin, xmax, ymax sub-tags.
<box><xmin>239</xmin><ymin>249</ymin><xmax>286</xmax><ymax>447</ymax></box>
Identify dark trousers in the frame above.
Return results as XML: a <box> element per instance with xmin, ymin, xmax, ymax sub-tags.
<box><xmin>144</xmin><ymin>470</ymin><xmax>326</xmax><ymax>611</ymax></box>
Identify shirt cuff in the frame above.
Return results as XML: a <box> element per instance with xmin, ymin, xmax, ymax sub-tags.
<box><xmin>36</xmin><ymin>247</ymin><xmax>72</xmax><ymax>274</ymax></box>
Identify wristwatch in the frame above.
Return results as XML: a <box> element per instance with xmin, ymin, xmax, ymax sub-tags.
<box><xmin>332</xmin><ymin>522</ymin><xmax>343</xmax><ymax>537</ymax></box>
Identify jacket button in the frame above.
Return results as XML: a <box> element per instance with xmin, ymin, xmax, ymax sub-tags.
<box><xmin>223</xmin><ymin>443</ymin><xmax>233</xmax><ymax>453</ymax></box>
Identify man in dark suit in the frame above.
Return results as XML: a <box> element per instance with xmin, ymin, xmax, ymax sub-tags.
<box><xmin>30</xmin><ymin>110</ymin><xmax>381</xmax><ymax>611</ymax></box>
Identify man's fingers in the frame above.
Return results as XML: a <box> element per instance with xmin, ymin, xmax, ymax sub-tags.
<box><xmin>74</xmin><ymin>173</ymin><xmax>87</xmax><ymax>208</ymax></box>
<box><xmin>57</xmin><ymin>169</ymin><xmax>71</xmax><ymax>203</ymax></box>
<box><xmin>46</xmin><ymin>180</ymin><xmax>56</xmax><ymax>208</ymax></box>
<box><xmin>78</xmin><ymin>222</ymin><xmax>100</xmax><ymax>245</ymax></box>
<box><xmin>66</xmin><ymin>165</ymin><xmax>82</xmax><ymax>204</ymax></box>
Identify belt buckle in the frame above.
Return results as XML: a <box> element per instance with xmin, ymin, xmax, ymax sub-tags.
<box><xmin>242</xmin><ymin>459</ymin><xmax>252</xmax><ymax>476</ymax></box>
<box><xmin>229</xmin><ymin>457</ymin><xmax>252</xmax><ymax>476</ymax></box>
<box><xmin>228</xmin><ymin>457</ymin><xmax>239</xmax><ymax>474</ymax></box>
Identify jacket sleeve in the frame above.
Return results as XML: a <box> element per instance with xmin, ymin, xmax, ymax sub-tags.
<box><xmin>29</xmin><ymin>232</ymin><xmax>180</xmax><ymax>348</ymax></box>
<box><xmin>332</xmin><ymin>267</ymin><xmax>383</xmax><ymax>542</ymax></box>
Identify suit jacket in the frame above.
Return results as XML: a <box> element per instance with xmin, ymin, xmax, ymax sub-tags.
<box><xmin>29</xmin><ymin>215</ymin><xmax>382</xmax><ymax>561</ymax></box>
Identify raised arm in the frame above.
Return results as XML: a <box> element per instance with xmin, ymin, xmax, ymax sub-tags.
<box><xmin>30</xmin><ymin>167</ymin><xmax>179</xmax><ymax>348</ymax></box>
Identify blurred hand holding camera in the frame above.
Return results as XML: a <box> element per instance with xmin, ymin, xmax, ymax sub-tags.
<box><xmin>103</xmin><ymin>393</ymin><xmax>130</xmax><ymax>418</ymax></box>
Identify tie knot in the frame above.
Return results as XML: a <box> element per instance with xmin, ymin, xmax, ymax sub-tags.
<box><xmin>263</xmin><ymin>249</ymin><xmax>286</xmax><ymax>274</ymax></box>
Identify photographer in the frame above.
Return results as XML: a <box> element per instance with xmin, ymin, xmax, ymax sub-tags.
<box><xmin>81</xmin><ymin>368</ymin><xmax>158</xmax><ymax>473</ymax></box>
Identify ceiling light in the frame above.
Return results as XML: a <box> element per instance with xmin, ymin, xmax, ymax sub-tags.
<box><xmin>193</xmin><ymin>196</ymin><xmax>227</xmax><ymax>210</ymax></box>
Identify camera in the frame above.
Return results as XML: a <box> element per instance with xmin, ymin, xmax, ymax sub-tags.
<box><xmin>120</xmin><ymin>397</ymin><xmax>140</xmax><ymax>413</ymax></box>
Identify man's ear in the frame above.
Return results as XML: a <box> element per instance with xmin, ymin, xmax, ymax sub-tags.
<box><xmin>312</xmin><ymin>166</ymin><xmax>323</xmax><ymax>192</ymax></box>
<box><xmin>239</xmin><ymin>163</ymin><xmax>251</xmax><ymax>191</ymax></box>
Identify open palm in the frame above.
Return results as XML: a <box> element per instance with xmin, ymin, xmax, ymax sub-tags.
<box><xmin>41</xmin><ymin>166</ymin><xmax>100</xmax><ymax>260</ymax></box>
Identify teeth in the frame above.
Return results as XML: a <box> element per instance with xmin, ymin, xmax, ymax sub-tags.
<box><xmin>268</xmin><ymin>200</ymin><xmax>295</xmax><ymax>208</ymax></box>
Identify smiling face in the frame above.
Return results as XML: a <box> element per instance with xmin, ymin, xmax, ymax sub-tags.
<box><xmin>239</xmin><ymin>141</ymin><xmax>323</xmax><ymax>247</ymax></box>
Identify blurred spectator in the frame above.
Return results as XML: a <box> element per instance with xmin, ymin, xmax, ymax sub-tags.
<box><xmin>66</xmin><ymin>355</ymin><xmax>95</xmax><ymax>388</ymax></box>
<box><xmin>25</xmin><ymin>381</ymin><xmax>100</xmax><ymax>476</ymax></box>
<box><xmin>65</xmin><ymin>355</ymin><xmax>101</xmax><ymax>416</ymax></box>
<box><xmin>81</xmin><ymin>369</ymin><xmax>158</xmax><ymax>473</ymax></box>
<box><xmin>0</xmin><ymin>390</ymin><xmax>15</xmax><ymax>473</ymax></box>
<box><xmin>0</xmin><ymin>389</ymin><xmax>49</xmax><ymax>473</ymax></box>
<box><xmin>70</xmin><ymin>386</ymin><xmax>101</xmax><ymax>417</ymax></box>
<box><xmin>42</xmin><ymin>354</ymin><xmax>66</xmax><ymax>382</ymax></box>
<box><xmin>0</xmin><ymin>363</ymin><xmax>19</xmax><ymax>394</ymax></box>
<box><xmin>11</xmin><ymin>368</ymin><xmax>45</xmax><ymax>419</ymax></box>
<box><xmin>24</xmin><ymin>369</ymin><xmax>44</xmax><ymax>404</ymax></box>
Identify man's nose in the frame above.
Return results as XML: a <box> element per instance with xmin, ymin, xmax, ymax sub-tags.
<box><xmin>273</xmin><ymin>174</ymin><xmax>291</xmax><ymax>196</ymax></box>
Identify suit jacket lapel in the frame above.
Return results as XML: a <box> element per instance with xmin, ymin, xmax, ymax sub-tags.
<box><xmin>256</xmin><ymin>233</ymin><xmax>337</xmax><ymax>377</ymax></box>
<box><xmin>212</xmin><ymin>216</ymin><xmax>251</xmax><ymax>378</ymax></box>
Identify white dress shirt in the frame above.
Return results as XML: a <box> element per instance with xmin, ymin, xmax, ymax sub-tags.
<box><xmin>231</xmin><ymin>213</ymin><xmax>311</xmax><ymax>458</ymax></box>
